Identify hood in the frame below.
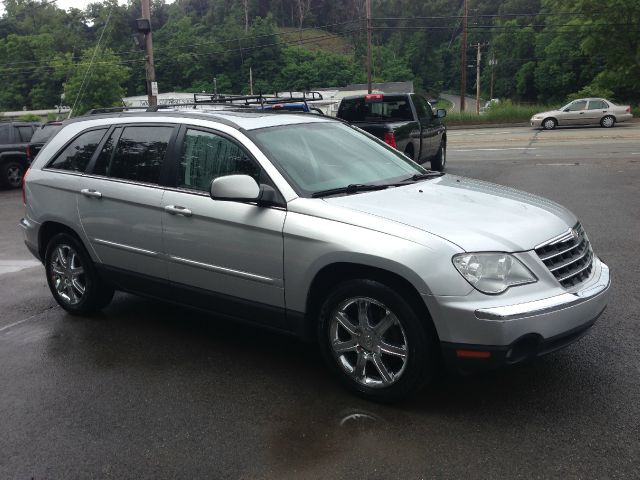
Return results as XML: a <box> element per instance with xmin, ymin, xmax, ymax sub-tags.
<box><xmin>532</xmin><ymin>109</ymin><xmax>562</xmax><ymax>118</ymax></box>
<box><xmin>325</xmin><ymin>175</ymin><xmax>576</xmax><ymax>252</ymax></box>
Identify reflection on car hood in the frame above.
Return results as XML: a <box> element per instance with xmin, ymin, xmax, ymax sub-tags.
<box><xmin>533</xmin><ymin>109</ymin><xmax>562</xmax><ymax>117</ymax></box>
<box><xmin>325</xmin><ymin>175</ymin><xmax>576</xmax><ymax>252</ymax></box>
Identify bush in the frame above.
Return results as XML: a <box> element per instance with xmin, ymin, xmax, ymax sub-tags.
<box><xmin>445</xmin><ymin>100</ymin><xmax>556</xmax><ymax>125</ymax></box>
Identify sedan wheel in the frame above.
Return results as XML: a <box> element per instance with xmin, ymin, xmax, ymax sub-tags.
<box><xmin>600</xmin><ymin>115</ymin><xmax>615</xmax><ymax>128</ymax></box>
<box><xmin>542</xmin><ymin>118</ymin><xmax>557</xmax><ymax>130</ymax></box>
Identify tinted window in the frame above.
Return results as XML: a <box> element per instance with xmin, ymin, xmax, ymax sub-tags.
<box><xmin>48</xmin><ymin>129</ymin><xmax>107</xmax><ymax>172</ymax></box>
<box><xmin>17</xmin><ymin>126</ymin><xmax>35</xmax><ymax>142</ymax></box>
<box><xmin>178</xmin><ymin>129</ymin><xmax>260</xmax><ymax>192</ymax></box>
<box><xmin>338</xmin><ymin>96</ymin><xmax>413</xmax><ymax>122</ymax></box>
<box><xmin>0</xmin><ymin>125</ymin><xmax>11</xmax><ymax>144</ymax></box>
<box><xmin>413</xmin><ymin>95</ymin><xmax>433</xmax><ymax>120</ymax></box>
<box><xmin>31</xmin><ymin>124</ymin><xmax>63</xmax><ymax>144</ymax></box>
<box><xmin>588</xmin><ymin>100</ymin><xmax>608</xmax><ymax>110</ymax></box>
<box><xmin>106</xmin><ymin>126</ymin><xmax>173</xmax><ymax>184</ymax></box>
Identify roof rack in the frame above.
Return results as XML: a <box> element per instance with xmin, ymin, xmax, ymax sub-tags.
<box><xmin>85</xmin><ymin>106</ymin><xmax>150</xmax><ymax>115</ymax></box>
<box><xmin>193</xmin><ymin>91</ymin><xmax>323</xmax><ymax>107</ymax></box>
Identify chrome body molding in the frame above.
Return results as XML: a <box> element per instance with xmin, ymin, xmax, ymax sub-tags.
<box><xmin>168</xmin><ymin>255</ymin><xmax>280</xmax><ymax>286</ymax></box>
<box><xmin>93</xmin><ymin>238</ymin><xmax>160</xmax><ymax>258</ymax></box>
<box><xmin>475</xmin><ymin>262</ymin><xmax>610</xmax><ymax>321</ymax></box>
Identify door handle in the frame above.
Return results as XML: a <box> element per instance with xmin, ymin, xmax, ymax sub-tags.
<box><xmin>579</xmin><ymin>112</ymin><xmax>585</xmax><ymax>114</ymax></box>
<box><xmin>164</xmin><ymin>205</ymin><xmax>192</xmax><ymax>217</ymax></box>
<box><xmin>80</xmin><ymin>188</ymin><xmax>102</xmax><ymax>199</ymax></box>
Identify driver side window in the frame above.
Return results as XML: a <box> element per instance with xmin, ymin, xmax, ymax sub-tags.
<box><xmin>567</xmin><ymin>100</ymin><xmax>587</xmax><ymax>111</ymax></box>
<box><xmin>178</xmin><ymin>129</ymin><xmax>260</xmax><ymax>192</ymax></box>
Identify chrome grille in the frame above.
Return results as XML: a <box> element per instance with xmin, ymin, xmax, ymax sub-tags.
<box><xmin>535</xmin><ymin>223</ymin><xmax>594</xmax><ymax>288</ymax></box>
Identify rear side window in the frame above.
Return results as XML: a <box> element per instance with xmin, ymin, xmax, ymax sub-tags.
<box><xmin>31</xmin><ymin>124</ymin><xmax>63</xmax><ymax>144</ymax></box>
<box><xmin>588</xmin><ymin>100</ymin><xmax>608</xmax><ymax>110</ymax></box>
<box><xmin>17</xmin><ymin>126</ymin><xmax>35</xmax><ymax>142</ymax></box>
<box><xmin>48</xmin><ymin>128</ymin><xmax>107</xmax><ymax>172</ymax></box>
<box><xmin>95</xmin><ymin>126</ymin><xmax>173</xmax><ymax>184</ymax></box>
<box><xmin>178</xmin><ymin>129</ymin><xmax>260</xmax><ymax>192</ymax></box>
<box><xmin>0</xmin><ymin>125</ymin><xmax>11</xmax><ymax>144</ymax></box>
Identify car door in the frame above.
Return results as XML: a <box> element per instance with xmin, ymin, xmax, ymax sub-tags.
<box><xmin>161</xmin><ymin>126</ymin><xmax>287</xmax><ymax>328</ymax></box>
<box><xmin>412</xmin><ymin>94</ymin><xmax>439</xmax><ymax>161</ymax></box>
<box><xmin>78</xmin><ymin>124</ymin><xmax>177</xmax><ymax>290</ymax></box>
<box><xmin>559</xmin><ymin>100</ymin><xmax>588</xmax><ymax>125</ymax></box>
<box><xmin>586</xmin><ymin>99</ymin><xmax>609</xmax><ymax>124</ymax></box>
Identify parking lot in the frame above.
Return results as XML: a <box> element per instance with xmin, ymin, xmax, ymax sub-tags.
<box><xmin>1</xmin><ymin>124</ymin><xmax>639</xmax><ymax>478</ymax></box>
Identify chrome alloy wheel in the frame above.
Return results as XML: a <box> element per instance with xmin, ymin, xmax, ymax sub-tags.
<box><xmin>7</xmin><ymin>164</ymin><xmax>23</xmax><ymax>188</ymax></box>
<box><xmin>50</xmin><ymin>244</ymin><xmax>86</xmax><ymax>305</ymax></box>
<box><xmin>601</xmin><ymin>116</ymin><xmax>614</xmax><ymax>128</ymax></box>
<box><xmin>329</xmin><ymin>297</ymin><xmax>408</xmax><ymax>388</ymax></box>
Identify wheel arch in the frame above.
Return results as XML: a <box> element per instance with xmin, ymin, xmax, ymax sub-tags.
<box><xmin>38</xmin><ymin>221</ymin><xmax>87</xmax><ymax>262</ymax></box>
<box><xmin>543</xmin><ymin>116</ymin><xmax>558</xmax><ymax>127</ymax></box>
<box><xmin>302</xmin><ymin>262</ymin><xmax>437</xmax><ymax>343</ymax></box>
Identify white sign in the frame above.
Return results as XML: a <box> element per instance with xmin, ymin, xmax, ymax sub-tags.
<box><xmin>151</xmin><ymin>81</ymin><xmax>158</xmax><ymax>96</ymax></box>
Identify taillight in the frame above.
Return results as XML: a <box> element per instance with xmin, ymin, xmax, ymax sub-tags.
<box><xmin>22</xmin><ymin>167</ymin><xmax>30</xmax><ymax>206</ymax></box>
<box><xmin>383</xmin><ymin>131</ymin><xmax>397</xmax><ymax>149</ymax></box>
<box><xmin>626</xmin><ymin>106</ymin><xmax>631</xmax><ymax>113</ymax></box>
<box><xmin>365</xmin><ymin>93</ymin><xmax>384</xmax><ymax>101</ymax></box>
<box><xmin>25</xmin><ymin>145</ymin><xmax>31</xmax><ymax>162</ymax></box>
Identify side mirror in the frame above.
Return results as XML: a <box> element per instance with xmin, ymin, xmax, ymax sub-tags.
<box><xmin>210</xmin><ymin>174</ymin><xmax>260</xmax><ymax>202</ymax></box>
<box><xmin>436</xmin><ymin>108</ymin><xmax>447</xmax><ymax>118</ymax></box>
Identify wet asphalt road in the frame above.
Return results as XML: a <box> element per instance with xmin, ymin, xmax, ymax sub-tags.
<box><xmin>1</xmin><ymin>124</ymin><xmax>639</xmax><ymax>479</ymax></box>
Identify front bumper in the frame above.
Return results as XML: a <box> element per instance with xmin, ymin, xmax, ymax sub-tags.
<box><xmin>432</xmin><ymin>260</ymin><xmax>610</xmax><ymax>371</ymax></box>
<box><xmin>530</xmin><ymin>118</ymin><xmax>543</xmax><ymax>128</ymax></box>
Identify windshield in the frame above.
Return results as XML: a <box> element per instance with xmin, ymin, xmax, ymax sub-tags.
<box><xmin>251</xmin><ymin>122</ymin><xmax>426</xmax><ymax>197</ymax></box>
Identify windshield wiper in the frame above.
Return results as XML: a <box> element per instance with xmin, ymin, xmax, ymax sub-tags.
<box><xmin>311</xmin><ymin>183</ymin><xmax>390</xmax><ymax>198</ymax></box>
<box><xmin>401</xmin><ymin>171</ymin><xmax>444</xmax><ymax>182</ymax></box>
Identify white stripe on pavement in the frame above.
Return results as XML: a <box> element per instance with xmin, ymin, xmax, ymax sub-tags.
<box><xmin>451</xmin><ymin>147</ymin><xmax>537</xmax><ymax>152</ymax></box>
<box><xmin>0</xmin><ymin>313</ymin><xmax>43</xmax><ymax>333</ymax></box>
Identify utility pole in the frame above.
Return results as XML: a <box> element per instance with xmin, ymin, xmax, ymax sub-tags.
<box><xmin>460</xmin><ymin>0</ymin><xmax>467</xmax><ymax>112</ymax></box>
<box><xmin>475</xmin><ymin>42</ymin><xmax>481</xmax><ymax>114</ymax></box>
<box><xmin>140</xmin><ymin>0</ymin><xmax>157</xmax><ymax>107</ymax></box>
<box><xmin>489</xmin><ymin>54</ymin><xmax>497</xmax><ymax>100</ymax></box>
<box><xmin>366</xmin><ymin>0</ymin><xmax>372</xmax><ymax>94</ymax></box>
<box><xmin>249</xmin><ymin>67</ymin><xmax>253</xmax><ymax>95</ymax></box>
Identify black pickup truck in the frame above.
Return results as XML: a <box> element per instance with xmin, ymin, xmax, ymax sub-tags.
<box><xmin>0</xmin><ymin>121</ymin><xmax>40</xmax><ymax>189</ymax></box>
<box><xmin>336</xmin><ymin>93</ymin><xmax>447</xmax><ymax>171</ymax></box>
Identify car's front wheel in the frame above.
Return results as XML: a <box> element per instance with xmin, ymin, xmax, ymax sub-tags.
<box><xmin>318</xmin><ymin>279</ymin><xmax>435</xmax><ymax>402</ymax></box>
<box><xmin>542</xmin><ymin>118</ymin><xmax>557</xmax><ymax>130</ymax></box>
<box><xmin>45</xmin><ymin>233</ymin><xmax>114</xmax><ymax>314</ymax></box>
<box><xmin>430</xmin><ymin>140</ymin><xmax>446</xmax><ymax>171</ymax></box>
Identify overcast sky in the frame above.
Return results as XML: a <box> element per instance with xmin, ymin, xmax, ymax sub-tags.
<box><xmin>1</xmin><ymin>0</ymin><xmax>167</xmax><ymax>14</ymax></box>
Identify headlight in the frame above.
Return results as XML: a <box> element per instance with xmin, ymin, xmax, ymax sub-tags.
<box><xmin>452</xmin><ymin>253</ymin><xmax>537</xmax><ymax>294</ymax></box>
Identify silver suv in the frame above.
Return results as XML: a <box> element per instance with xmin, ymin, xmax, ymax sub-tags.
<box><xmin>21</xmin><ymin>109</ymin><xmax>610</xmax><ymax>402</ymax></box>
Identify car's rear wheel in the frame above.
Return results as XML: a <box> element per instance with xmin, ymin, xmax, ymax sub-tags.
<box><xmin>318</xmin><ymin>279</ymin><xmax>435</xmax><ymax>402</ymax></box>
<box><xmin>542</xmin><ymin>118</ymin><xmax>557</xmax><ymax>130</ymax></box>
<box><xmin>600</xmin><ymin>115</ymin><xmax>615</xmax><ymax>128</ymax></box>
<box><xmin>45</xmin><ymin>233</ymin><xmax>114</xmax><ymax>314</ymax></box>
<box><xmin>430</xmin><ymin>140</ymin><xmax>446</xmax><ymax>171</ymax></box>
<box><xmin>0</xmin><ymin>160</ymin><xmax>24</xmax><ymax>189</ymax></box>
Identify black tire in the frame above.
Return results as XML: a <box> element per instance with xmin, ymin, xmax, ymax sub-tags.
<box><xmin>0</xmin><ymin>160</ymin><xmax>24</xmax><ymax>189</ymax></box>
<box><xmin>44</xmin><ymin>232</ymin><xmax>114</xmax><ymax>315</ymax></box>
<box><xmin>542</xmin><ymin>118</ymin><xmax>557</xmax><ymax>130</ymax></box>
<box><xmin>317</xmin><ymin>279</ymin><xmax>436</xmax><ymax>403</ymax></box>
<box><xmin>430</xmin><ymin>139</ymin><xmax>446</xmax><ymax>171</ymax></box>
<box><xmin>600</xmin><ymin>115</ymin><xmax>615</xmax><ymax>128</ymax></box>
<box><xmin>404</xmin><ymin>145</ymin><xmax>414</xmax><ymax>161</ymax></box>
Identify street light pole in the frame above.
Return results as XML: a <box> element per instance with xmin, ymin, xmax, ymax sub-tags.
<box><xmin>141</xmin><ymin>0</ymin><xmax>157</xmax><ymax>107</ymax></box>
<box><xmin>460</xmin><ymin>0</ymin><xmax>467</xmax><ymax>112</ymax></box>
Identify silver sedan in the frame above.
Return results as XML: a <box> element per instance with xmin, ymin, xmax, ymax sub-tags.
<box><xmin>531</xmin><ymin>98</ymin><xmax>633</xmax><ymax>130</ymax></box>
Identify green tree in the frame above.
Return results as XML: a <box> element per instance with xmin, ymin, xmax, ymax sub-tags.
<box><xmin>56</xmin><ymin>47</ymin><xmax>130</xmax><ymax>116</ymax></box>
